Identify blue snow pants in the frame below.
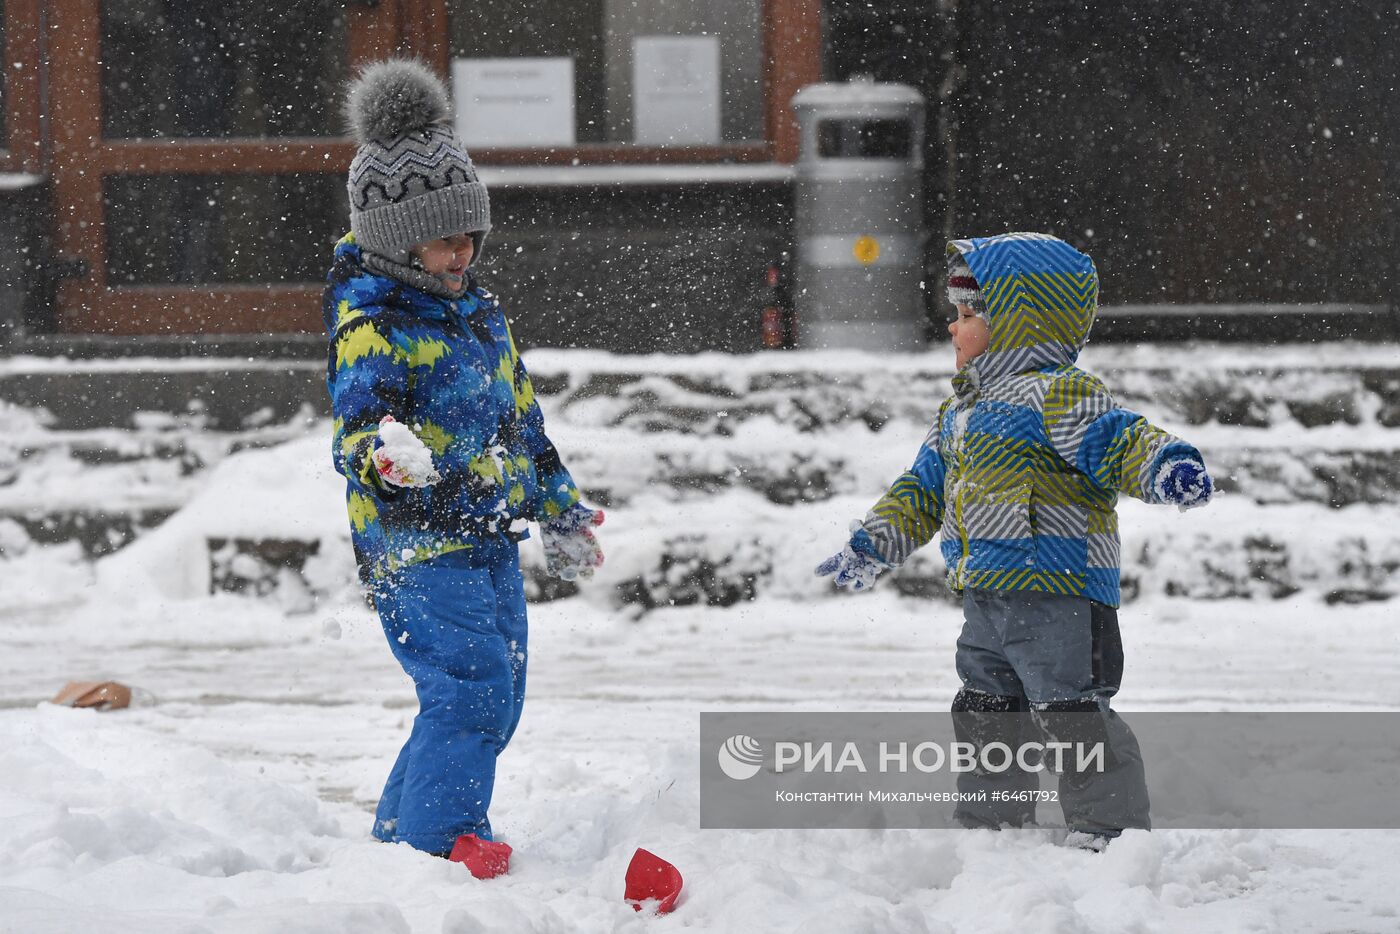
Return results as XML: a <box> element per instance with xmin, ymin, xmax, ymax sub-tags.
<box><xmin>951</xmin><ymin>587</ymin><xmax>1150</xmax><ymax>834</ymax></box>
<box><xmin>368</xmin><ymin>546</ymin><xmax>528</xmax><ymax>854</ymax></box>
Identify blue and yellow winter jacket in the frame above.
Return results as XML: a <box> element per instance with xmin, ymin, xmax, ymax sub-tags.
<box><xmin>324</xmin><ymin>234</ymin><xmax>579</xmax><ymax>582</ymax></box>
<box><xmin>860</xmin><ymin>233</ymin><xmax>1204</xmax><ymax>607</ymax></box>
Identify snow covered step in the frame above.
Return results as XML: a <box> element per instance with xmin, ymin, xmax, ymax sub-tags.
<box><xmin>5</xmin><ymin>345</ymin><xmax>1397</xmax><ymax>434</ymax></box>
<box><xmin>526</xmin><ymin>347</ymin><xmax>1400</xmax><ymax>441</ymax></box>
<box><xmin>1108</xmin><ymin>366</ymin><xmax>1400</xmax><ymax>431</ymax></box>
<box><xmin>72</xmin><ymin>427</ymin><xmax>1399</xmax><ymax>614</ymax></box>
<box><xmin>1211</xmin><ymin>448</ymin><xmax>1400</xmax><ymax>507</ymax></box>
<box><xmin>0</xmin><ymin>358</ymin><xmax>325</xmax><ymax>431</ymax></box>
<box><xmin>10</xmin><ymin>344</ymin><xmax>1400</xmax><ymax>588</ymax></box>
<box><xmin>0</xmin><ymin>509</ymin><xmax>176</xmax><ymax>559</ymax></box>
<box><xmin>556</xmin><ymin>431</ymin><xmax>1400</xmax><ymax>509</ymax></box>
<box><xmin>0</xmin><ymin>400</ymin><xmax>320</xmax><ymax>557</ymax></box>
<box><xmin>597</xmin><ymin>496</ymin><xmax>1400</xmax><ymax>610</ymax></box>
<box><xmin>179</xmin><ymin>496</ymin><xmax>1400</xmax><ymax>614</ymax></box>
<box><xmin>206</xmin><ymin>537</ymin><xmax>326</xmax><ymax>614</ymax></box>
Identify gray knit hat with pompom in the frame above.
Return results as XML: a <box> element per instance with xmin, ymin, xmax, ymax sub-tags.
<box><xmin>345</xmin><ymin>59</ymin><xmax>490</xmax><ymax>266</ymax></box>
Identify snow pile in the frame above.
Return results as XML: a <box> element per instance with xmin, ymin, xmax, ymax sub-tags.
<box><xmin>0</xmin><ymin>391</ymin><xmax>321</xmax><ymax>558</ymax></box>
<box><xmin>4</xmin><ymin>684</ymin><xmax>1400</xmax><ymax>931</ymax></box>
<box><xmin>94</xmin><ymin>435</ymin><xmax>352</xmax><ymax>605</ymax></box>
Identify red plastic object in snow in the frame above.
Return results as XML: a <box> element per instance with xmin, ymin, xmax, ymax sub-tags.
<box><xmin>624</xmin><ymin>848</ymin><xmax>683</xmax><ymax>914</ymax></box>
<box><xmin>448</xmin><ymin>834</ymin><xmax>512</xmax><ymax>879</ymax></box>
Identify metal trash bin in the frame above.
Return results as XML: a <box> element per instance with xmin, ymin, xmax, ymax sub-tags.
<box><xmin>791</xmin><ymin>80</ymin><xmax>926</xmax><ymax>351</ymax></box>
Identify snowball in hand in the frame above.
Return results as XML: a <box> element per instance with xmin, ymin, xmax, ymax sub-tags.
<box><xmin>375</xmin><ymin>417</ymin><xmax>441</xmax><ymax>488</ymax></box>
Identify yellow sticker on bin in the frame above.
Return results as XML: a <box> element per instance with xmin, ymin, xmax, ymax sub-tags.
<box><xmin>853</xmin><ymin>236</ymin><xmax>880</xmax><ymax>265</ymax></box>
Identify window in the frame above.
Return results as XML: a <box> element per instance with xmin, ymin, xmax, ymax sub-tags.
<box><xmin>447</xmin><ymin>0</ymin><xmax>764</xmax><ymax>146</ymax></box>
<box><xmin>817</xmin><ymin>118</ymin><xmax>912</xmax><ymax>159</ymax></box>
<box><xmin>100</xmin><ymin>0</ymin><xmax>349</xmax><ymax>139</ymax></box>
<box><xmin>104</xmin><ymin>174</ymin><xmax>348</xmax><ymax>284</ymax></box>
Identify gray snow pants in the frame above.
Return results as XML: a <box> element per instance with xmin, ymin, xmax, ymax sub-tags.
<box><xmin>950</xmin><ymin>587</ymin><xmax>1151</xmax><ymax>834</ymax></box>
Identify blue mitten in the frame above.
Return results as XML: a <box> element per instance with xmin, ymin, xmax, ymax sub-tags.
<box><xmin>541</xmin><ymin>503</ymin><xmax>605</xmax><ymax>581</ymax></box>
<box><xmin>815</xmin><ymin>528</ymin><xmax>889</xmax><ymax>592</ymax></box>
<box><xmin>1154</xmin><ymin>457</ymin><xmax>1213</xmax><ymax>510</ymax></box>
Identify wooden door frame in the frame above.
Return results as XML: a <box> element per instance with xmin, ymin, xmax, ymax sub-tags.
<box><xmin>45</xmin><ymin>0</ymin><xmax>821</xmax><ymax>336</ymax></box>
<box><xmin>1</xmin><ymin>0</ymin><xmax>44</xmax><ymax>174</ymax></box>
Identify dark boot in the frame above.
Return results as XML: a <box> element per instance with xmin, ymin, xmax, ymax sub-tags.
<box><xmin>951</xmin><ymin>688</ymin><xmax>1039</xmax><ymax>828</ymax></box>
<box><xmin>1034</xmin><ymin>697</ymin><xmax>1150</xmax><ymax>835</ymax></box>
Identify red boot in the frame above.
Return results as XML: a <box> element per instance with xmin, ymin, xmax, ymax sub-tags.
<box><xmin>448</xmin><ymin>834</ymin><xmax>512</xmax><ymax>879</ymax></box>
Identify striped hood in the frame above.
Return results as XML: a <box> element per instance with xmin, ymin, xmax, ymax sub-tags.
<box><xmin>859</xmin><ymin>233</ymin><xmax>1202</xmax><ymax>608</ymax></box>
<box><xmin>948</xmin><ymin>233</ymin><xmax>1099</xmax><ymax>395</ymax></box>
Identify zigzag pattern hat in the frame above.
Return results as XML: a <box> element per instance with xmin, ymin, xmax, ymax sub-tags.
<box><xmin>345</xmin><ymin>59</ymin><xmax>490</xmax><ymax>264</ymax></box>
<box><xmin>946</xmin><ymin>253</ymin><xmax>986</xmax><ymax>314</ymax></box>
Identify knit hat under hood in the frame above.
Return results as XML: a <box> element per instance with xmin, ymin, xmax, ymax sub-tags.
<box><xmin>345</xmin><ymin>59</ymin><xmax>491</xmax><ymax>295</ymax></box>
<box><xmin>946</xmin><ymin>253</ymin><xmax>986</xmax><ymax>315</ymax></box>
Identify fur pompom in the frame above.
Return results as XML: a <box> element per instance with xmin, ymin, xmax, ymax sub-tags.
<box><xmin>345</xmin><ymin>59</ymin><xmax>450</xmax><ymax>143</ymax></box>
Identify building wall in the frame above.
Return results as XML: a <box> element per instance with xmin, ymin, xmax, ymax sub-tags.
<box><xmin>824</xmin><ymin>0</ymin><xmax>1399</xmax><ymax>309</ymax></box>
<box><xmin>6</xmin><ymin>0</ymin><xmax>1393</xmax><ymax>352</ymax></box>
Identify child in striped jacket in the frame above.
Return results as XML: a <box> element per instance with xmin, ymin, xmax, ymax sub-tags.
<box><xmin>818</xmin><ymin>233</ymin><xmax>1212</xmax><ymax>846</ymax></box>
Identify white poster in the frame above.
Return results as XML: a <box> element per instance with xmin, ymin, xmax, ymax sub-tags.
<box><xmin>632</xmin><ymin>36</ymin><xmax>721</xmax><ymax>145</ymax></box>
<box><xmin>452</xmin><ymin>57</ymin><xmax>575</xmax><ymax>147</ymax></box>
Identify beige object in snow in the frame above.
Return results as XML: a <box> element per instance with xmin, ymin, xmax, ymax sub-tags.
<box><xmin>51</xmin><ymin>681</ymin><xmax>132</xmax><ymax>711</ymax></box>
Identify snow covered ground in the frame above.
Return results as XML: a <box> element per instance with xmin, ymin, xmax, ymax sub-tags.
<box><xmin>3</xmin><ymin>346</ymin><xmax>1400</xmax><ymax>933</ymax></box>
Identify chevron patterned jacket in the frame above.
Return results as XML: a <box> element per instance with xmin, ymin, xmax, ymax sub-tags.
<box><xmin>324</xmin><ymin>234</ymin><xmax>580</xmax><ymax>582</ymax></box>
<box><xmin>859</xmin><ymin>233</ymin><xmax>1204</xmax><ymax>607</ymax></box>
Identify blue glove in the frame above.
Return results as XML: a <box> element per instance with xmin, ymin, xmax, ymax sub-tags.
<box><xmin>1155</xmin><ymin>458</ymin><xmax>1213</xmax><ymax>510</ymax></box>
<box><xmin>815</xmin><ymin>528</ymin><xmax>889</xmax><ymax>592</ymax></box>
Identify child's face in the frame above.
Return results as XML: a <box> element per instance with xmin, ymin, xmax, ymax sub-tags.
<box><xmin>947</xmin><ymin>304</ymin><xmax>990</xmax><ymax>369</ymax></box>
<box><xmin>411</xmin><ymin>233</ymin><xmax>476</xmax><ymax>290</ymax></box>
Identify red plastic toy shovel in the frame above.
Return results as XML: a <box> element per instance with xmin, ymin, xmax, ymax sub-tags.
<box><xmin>624</xmin><ymin>848</ymin><xmax>683</xmax><ymax>914</ymax></box>
<box><xmin>448</xmin><ymin>834</ymin><xmax>512</xmax><ymax>880</ymax></box>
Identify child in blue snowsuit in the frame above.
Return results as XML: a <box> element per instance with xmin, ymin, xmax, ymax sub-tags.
<box><xmin>818</xmin><ymin>233</ymin><xmax>1213</xmax><ymax>845</ymax></box>
<box><xmin>325</xmin><ymin>60</ymin><xmax>603</xmax><ymax>857</ymax></box>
